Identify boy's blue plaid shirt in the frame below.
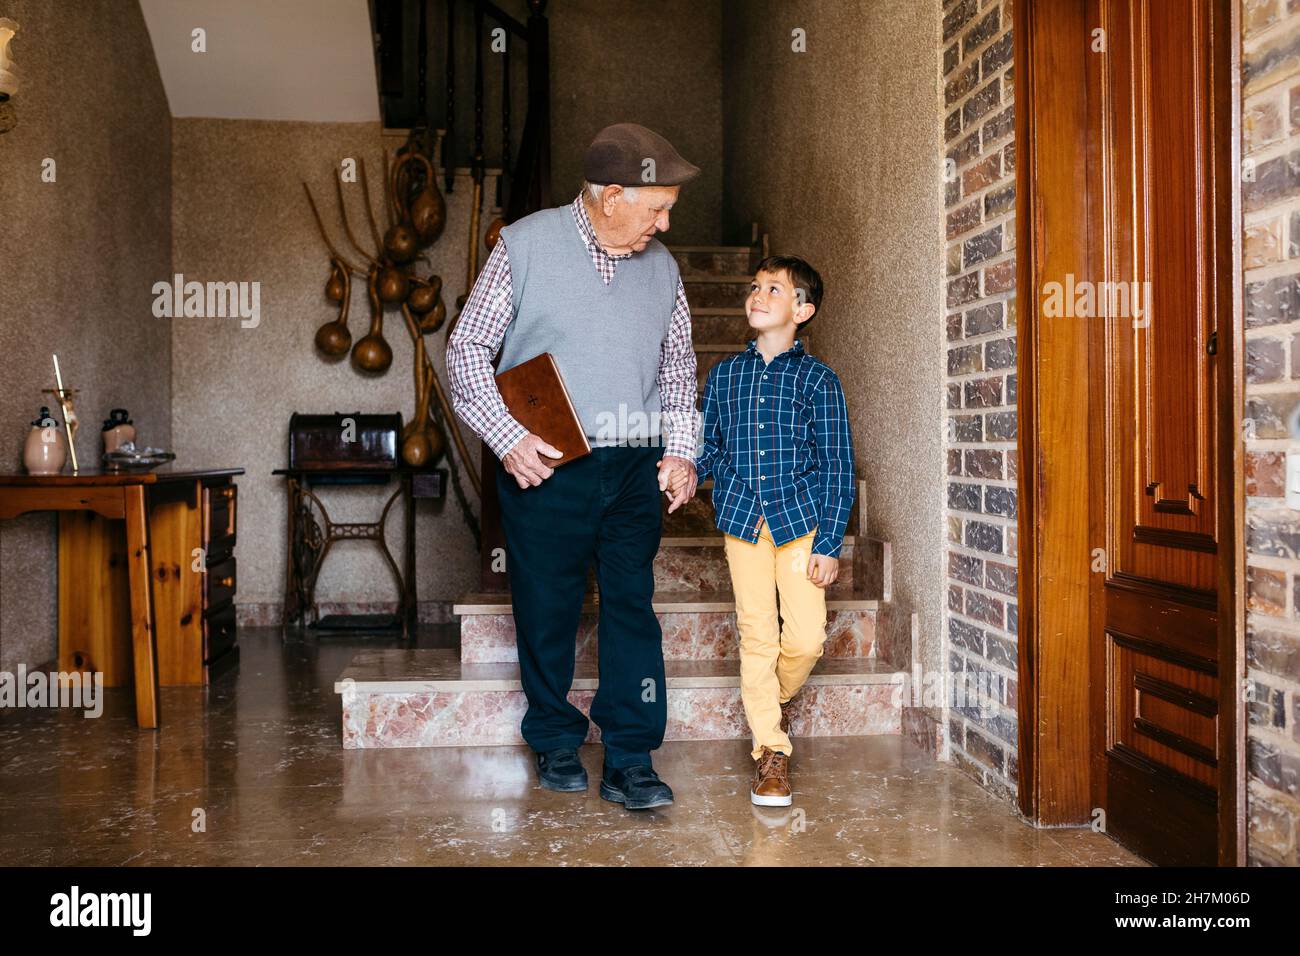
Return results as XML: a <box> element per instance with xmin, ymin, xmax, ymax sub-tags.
<box><xmin>694</xmin><ymin>338</ymin><xmax>855</xmax><ymax>557</ymax></box>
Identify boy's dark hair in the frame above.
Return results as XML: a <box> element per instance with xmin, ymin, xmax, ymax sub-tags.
<box><xmin>754</xmin><ymin>254</ymin><xmax>824</xmax><ymax>325</ymax></box>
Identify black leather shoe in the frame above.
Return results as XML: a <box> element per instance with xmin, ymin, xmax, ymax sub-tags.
<box><xmin>599</xmin><ymin>763</ymin><xmax>674</xmax><ymax>810</ymax></box>
<box><xmin>536</xmin><ymin>748</ymin><xmax>588</xmax><ymax>792</ymax></box>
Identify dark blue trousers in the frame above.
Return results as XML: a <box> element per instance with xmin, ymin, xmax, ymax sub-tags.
<box><xmin>495</xmin><ymin>443</ymin><xmax>666</xmax><ymax>768</ymax></box>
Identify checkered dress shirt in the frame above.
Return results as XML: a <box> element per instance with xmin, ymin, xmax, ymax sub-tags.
<box><xmin>695</xmin><ymin>338</ymin><xmax>855</xmax><ymax>557</ymax></box>
<box><xmin>446</xmin><ymin>194</ymin><xmax>700</xmax><ymax>461</ymax></box>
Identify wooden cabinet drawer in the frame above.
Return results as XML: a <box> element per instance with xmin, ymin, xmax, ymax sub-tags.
<box><xmin>203</xmin><ymin>483</ymin><xmax>237</xmax><ymax>559</ymax></box>
<box><xmin>203</xmin><ymin>600</ymin><xmax>237</xmax><ymax>662</ymax></box>
<box><xmin>204</xmin><ymin>554</ymin><xmax>236</xmax><ymax>610</ymax></box>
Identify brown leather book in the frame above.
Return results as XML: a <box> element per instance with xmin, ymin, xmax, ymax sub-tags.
<box><xmin>494</xmin><ymin>352</ymin><xmax>592</xmax><ymax>466</ymax></box>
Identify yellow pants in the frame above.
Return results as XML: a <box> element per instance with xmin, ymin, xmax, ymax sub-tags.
<box><xmin>723</xmin><ymin>517</ymin><xmax>827</xmax><ymax>760</ymax></box>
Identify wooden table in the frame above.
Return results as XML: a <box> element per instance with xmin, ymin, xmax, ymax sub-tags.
<box><xmin>0</xmin><ymin>468</ymin><xmax>244</xmax><ymax>729</ymax></box>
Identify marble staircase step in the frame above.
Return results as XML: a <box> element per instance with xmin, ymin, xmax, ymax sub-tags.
<box><xmin>659</xmin><ymin>481</ymin><xmax>719</xmax><ymax>535</ymax></box>
<box><xmin>472</xmin><ymin>528</ymin><xmax>863</xmax><ymax>594</ymax></box>
<box><xmin>659</xmin><ymin>481</ymin><xmax>863</xmax><ymax>545</ymax></box>
<box><xmin>689</xmin><ymin>334</ymin><xmax>822</xmax><ymax>376</ymax></box>
<box><xmin>668</xmin><ymin>245</ymin><xmax>760</xmax><ymax>277</ymax></box>
<box><xmin>650</xmin><ymin>533</ymin><xmax>859</xmax><ymax>593</ymax></box>
<box><xmin>683</xmin><ymin>275</ymin><xmax>754</xmax><ymax>309</ymax></box>
<box><xmin>455</xmin><ymin>588</ymin><xmax>879</xmax><ymax>664</ymax></box>
<box><xmin>698</xmin><ymin>345</ymin><xmax>840</xmax><ymax>396</ymax></box>
<box><xmin>336</xmin><ymin>648</ymin><xmax>904</xmax><ymax>749</ymax></box>
<box><xmin>695</xmin><ymin>343</ymin><xmax>742</xmax><ymax>386</ymax></box>
<box><xmin>454</xmin><ymin>587</ymin><xmax>879</xmax><ymax>614</ymax></box>
<box><xmin>691</xmin><ymin>314</ymin><xmax>753</xmax><ymax>343</ymax></box>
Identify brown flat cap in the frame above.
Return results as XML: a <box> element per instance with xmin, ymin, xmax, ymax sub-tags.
<box><xmin>584</xmin><ymin>122</ymin><xmax>700</xmax><ymax>187</ymax></box>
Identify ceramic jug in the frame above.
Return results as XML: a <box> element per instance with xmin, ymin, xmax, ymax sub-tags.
<box><xmin>101</xmin><ymin>408</ymin><xmax>135</xmax><ymax>454</ymax></box>
<box><xmin>23</xmin><ymin>407</ymin><xmax>67</xmax><ymax>475</ymax></box>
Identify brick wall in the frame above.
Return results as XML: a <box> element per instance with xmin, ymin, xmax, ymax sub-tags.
<box><xmin>940</xmin><ymin>0</ymin><xmax>1019</xmax><ymax>802</ymax></box>
<box><xmin>1241</xmin><ymin>0</ymin><xmax>1300</xmax><ymax>868</ymax></box>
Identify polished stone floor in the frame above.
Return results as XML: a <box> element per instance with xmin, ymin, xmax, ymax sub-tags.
<box><xmin>0</xmin><ymin>626</ymin><xmax>1146</xmax><ymax>866</ymax></box>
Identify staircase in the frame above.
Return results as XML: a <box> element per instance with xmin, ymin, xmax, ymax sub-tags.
<box><xmin>335</xmin><ymin>239</ymin><xmax>909</xmax><ymax>750</ymax></box>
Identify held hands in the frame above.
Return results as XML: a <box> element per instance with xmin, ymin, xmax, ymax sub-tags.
<box><xmin>807</xmin><ymin>553</ymin><xmax>839</xmax><ymax>589</ymax></box>
<box><xmin>656</xmin><ymin>455</ymin><xmax>698</xmax><ymax>513</ymax></box>
<box><xmin>503</xmin><ymin>433</ymin><xmax>564</xmax><ymax>488</ymax></box>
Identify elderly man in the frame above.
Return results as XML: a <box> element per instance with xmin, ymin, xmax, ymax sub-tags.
<box><xmin>446</xmin><ymin>123</ymin><xmax>701</xmax><ymax>810</ymax></box>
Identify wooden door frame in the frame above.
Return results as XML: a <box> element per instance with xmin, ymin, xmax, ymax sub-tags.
<box><xmin>1013</xmin><ymin>0</ymin><xmax>1245</xmax><ymax>865</ymax></box>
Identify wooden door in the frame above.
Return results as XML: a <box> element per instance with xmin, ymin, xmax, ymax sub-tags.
<box><xmin>1088</xmin><ymin>0</ymin><xmax>1235</xmax><ymax>866</ymax></box>
<box><xmin>1017</xmin><ymin>0</ymin><xmax>1241</xmax><ymax>865</ymax></box>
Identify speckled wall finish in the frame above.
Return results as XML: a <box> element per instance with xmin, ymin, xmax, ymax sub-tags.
<box><xmin>548</xmin><ymin>0</ymin><xmax>723</xmax><ymax>244</ymax></box>
<box><xmin>0</xmin><ymin>0</ymin><xmax>173</xmax><ymax>670</ymax></box>
<box><xmin>169</xmin><ymin>119</ymin><xmax>485</xmax><ymax>619</ymax></box>
<box><xmin>721</xmin><ymin>1</ymin><xmax>947</xmax><ymax>738</ymax></box>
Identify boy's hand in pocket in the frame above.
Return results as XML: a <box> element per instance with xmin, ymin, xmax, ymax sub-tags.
<box><xmin>807</xmin><ymin>554</ymin><xmax>839</xmax><ymax>589</ymax></box>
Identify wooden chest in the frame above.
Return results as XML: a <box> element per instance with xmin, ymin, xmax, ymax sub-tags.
<box><xmin>287</xmin><ymin>412</ymin><xmax>402</xmax><ymax>471</ymax></box>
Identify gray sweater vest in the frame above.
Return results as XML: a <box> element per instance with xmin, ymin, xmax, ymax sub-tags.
<box><xmin>497</xmin><ymin>205</ymin><xmax>679</xmax><ymax>447</ymax></box>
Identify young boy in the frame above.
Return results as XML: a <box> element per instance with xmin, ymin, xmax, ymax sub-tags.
<box><xmin>676</xmin><ymin>254</ymin><xmax>855</xmax><ymax>805</ymax></box>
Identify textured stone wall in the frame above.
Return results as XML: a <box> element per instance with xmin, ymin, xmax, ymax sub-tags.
<box><xmin>1240</xmin><ymin>0</ymin><xmax>1300</xmax><ymax>868</ymax></box>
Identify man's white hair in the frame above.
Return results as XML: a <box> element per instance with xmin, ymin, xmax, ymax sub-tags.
<box><xmin>584</xmin><ymin>181</ymin><xmax>639</xmax><ymax>204</ymax></box>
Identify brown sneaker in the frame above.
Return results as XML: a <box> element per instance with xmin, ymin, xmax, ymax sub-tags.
<box><xmin>750</xmin><ymin>746</ymin><xmax>793</xmax><ymax>806</ymax></box>
<box><xmin>779</xmin><ymin>696</ymin><xmax>797</xmax><ymax>735</ymax></box>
